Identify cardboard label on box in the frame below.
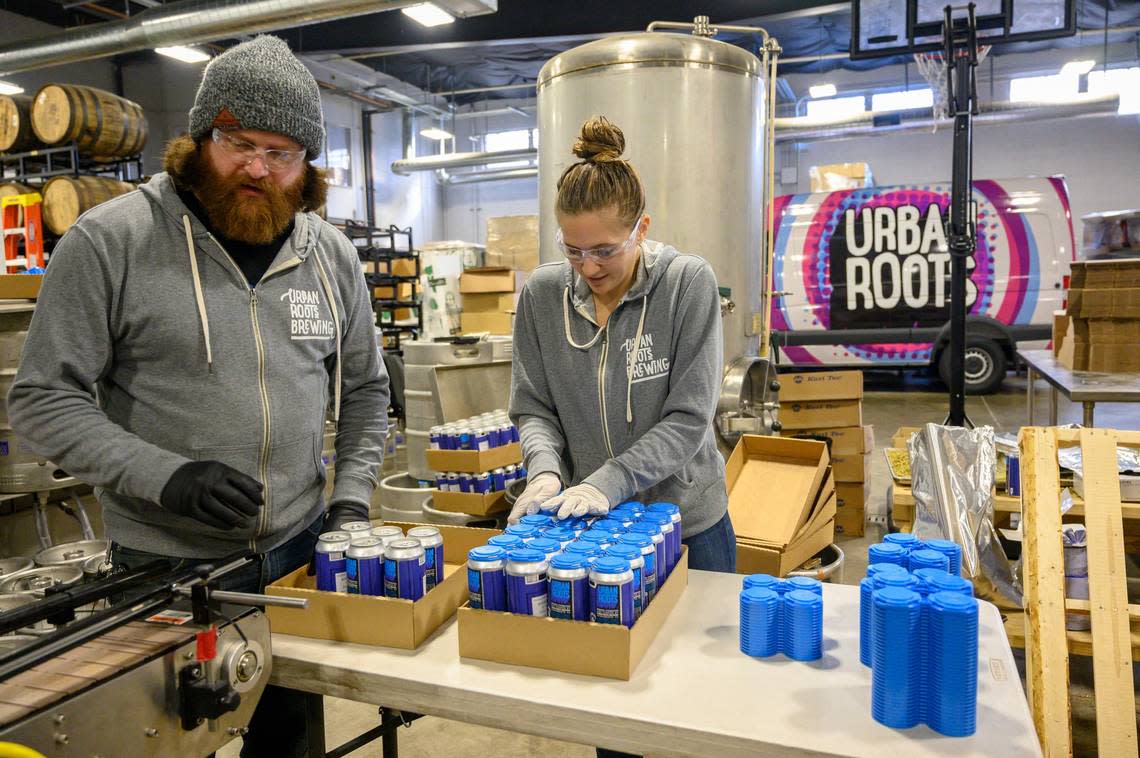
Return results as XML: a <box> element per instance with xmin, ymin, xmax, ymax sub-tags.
<box><xmin>777</xmin><ymin>369</ymin><xmax>863</xmax><ymax>401</ymax></box>
<box><xmin>459</xmin><ymin>268</ymin><xmax>526</xmax><ymax>294</ymax></box>
<box><xmin>778</xmin><ymin>400</ymin><xmax>862</xmax><ymax>430</ymax></box>
<box><xmin>787</xmin><ymin>425</ymin><xmax>874</xmax><ymax>455</ymax></box>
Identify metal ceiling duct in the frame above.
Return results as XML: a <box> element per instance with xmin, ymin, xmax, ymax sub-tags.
<box><xmin>0</xmin><ymin>0</ymin><xmax>418</xmax><ymax>76</ymax></box>
<box><xmin>390</xmin><ymin>147</ymin><xmax>536</xmax><ymax>175</ymax></box>
<box><xmin>440</xmin><ymin>167</ymin><xmax>537</xmax><ymax>184</ymax></box>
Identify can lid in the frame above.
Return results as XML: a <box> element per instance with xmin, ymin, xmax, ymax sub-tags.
<box><xmin>527</xmin><ymin>537</ymin><xmax>561</xmax><ymax>554</ymax></box>
<box><xmin>591</xmin><ymin>556</ymin><xmax>629</xmax><ymax>574</ymax></box>
<box><xmin>641</xmin><ymin>511</ymin><xmax>672</xmax><ymax>526</ymax></box>
<box><xmin>786</xmin><ymin>576</ymin><xmax>822</xmax><ymax>591</ymax></box>
<box><xmin>605</xmin><ymin>543</ymin><xmax>639</xmax><ymax>560</ymax></box>
<box><xmin>743</xmin><ymin>573</ymin><xmax>779</xmax><ymax>589</ymax></box>
<box><xmin>924</xmin><ymin>539</ymin><xmax>960</xmax><ymax>553</ymax></box>
<box><xmin>783</xmin><ymin>588</ymin><xmax>823</xmax><ymax>607</ymax></box>
<box><xmin>469</xmin><ymin>545</ymin><xmax>506</xmax><ymax>561</ymax></box>
<box><xmin>646</xmin><ymin>502</ymin><xmax>679</xmax><ymax>515</ymax></box>
<box><xmin>577</xmin><ymin>530</ymin><xmax>611</xmax><ymax>543</ymax></box>
<box><xmin>869</xmin><ymin>542</ymin><xmax>907</xmax><ymax>557</ymax></box>
<box><xmin>927</xmin><ymin>573</ymin><xmax>973</xmax><ymax>595</ymax></box>
<box><xmin>407</xmin><ymin>526</ymin><xmax>442</xmax><ymax>537</ymax></box>
<box><xmin>504</xmin><ymin>524</ymin><xmax>539</xmax><ymax>537</ymax></box>
<box><xmin>927</xmin><ymin>590</ymin><xmax>978</xmax><ymax>613</ymax></box>
<box><xmin>617</xmin><ymin>532</ymin><xmax>652</xmax><ymax>548</ymax></box>
<box><xmin>740</xmin><ymin>586</ymin><xmax>779</xmax><ymax>604</ymax></box>
<box><xmin>550</xmin><ymin>553</ymin><xmax>588</xmax><ymax>570</ymax></box>
<box><xmin>372</xmin><ymin>525</ymin><xmax>403</xmax><ymax>536</ymax></box>
<box><xmin>866</xmin><ymin>562</ymin><xmax>907</xmax><ymax>578</ymax></box>
<box><xmin>563</xmin><ymin>541</ymin><xmax>598</xmax><ymax>555</ymax></box>
<box><xmin>883</xmin><ymin>533</ymin><xmax>920</xmax><ymax>546</ymax></box>
<box><xmin>387</xmin><ymin>538</ymin><xmax>423</xmax><ymax>551</ymax></box>
<box><xmin>318</xmin><ymin>531</ymin><xmax>352</xmax><ymax>542</ymax></box>
<box><xmin>612</xmin><ymin>500</ymin><xmax>644</xmax><ymax>511</ymax></box>
<box><xmin>347</xmin><ymin>538</ymin><xmax>385</xmax><ymax>557</ymax></box>
<box><xmin>508</xmin><ymin>547</ymin><xmax>546</xmax><ymax>563</ymax></box>
<box><xmin>912</xmin><ymin>567</ymin><xmax>951</xmax><ymax>586</ymax></box>
<box><xmin>487</xmin><ymin>534</ymin><xmax>523</xmax><ymax>548</ymax></box>
<box><xmin>520</xmin><ymin>514</ymin><xmax>554</xmax><ymax>526</ymax></box>
<box><xmin>628</xmin><ymin>522</ymin><xmax>661</xmax><ymax>536</ymax></box>
<box><xmin>341</xmin><ymin>521</ymin><xmax>372</xmax><ymax>531</ymax></box>
<box><xmin>910</xmin><ymin>548</ymin><xmax>946</xmax><ymax>564</ymax></box>
<box><xmin>873</xmin><ymin>586</ymin><xmax>922</xmax><ymax>607</ymax></box>
<box><xmin>875</xmin><ymin>572</ymin><xmax>918</xmax><ymax>590</ymax></box>
<box><xmin>542</xmin><ymin>527</ymin><xmax>574</xmax><ymax>540</ymax></box>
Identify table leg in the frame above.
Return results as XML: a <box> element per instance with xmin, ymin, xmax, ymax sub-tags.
<box><xmin>1049</xmin><ymin>386</ymin><xmax>1058</xmax><ymax>427</ymax></box>
<box><xmin>305</xmin><ymin>692</ymin><xmax>327</xmax><ymax>758</ymax></box>
<box><xmin>1026</xmin><ymin>366</ymin><xmax>1036</xmax><ymax>425</ymax></box>
<box><xmin>1083</xmin><ymin>402</ymin><xmax>1095</xmax><ymax>428</ymax></box>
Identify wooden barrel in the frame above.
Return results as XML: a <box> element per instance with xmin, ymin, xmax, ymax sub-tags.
<box><xmin>30</xmin><ymin>84</ymin><xmax>147</xmax><ymax>158</ymax></box>
<box><xmin>0</xmin><ymin>95</ymin><xmax>41</xmax><ymax>154</ymax></box>
<box><xmin>0</xmin><ymin>182</ymin><xmax>35</xmax><ymax>201</ymax></box>
<box><xmin>42</xmin><ymin>176</ymin><xmax>134</xmax><ymax>235</ymax></box>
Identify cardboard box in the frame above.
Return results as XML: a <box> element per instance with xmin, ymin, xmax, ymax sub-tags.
<box><xmin>891</xmin><ymin>426</ymin><xmax>921</xmax><ymax>450</ymax></box>
<box><xmin>1074</xmin><ymin>470</ymin><xmax>1140</xmax><ymax>502</ymax></box>
<box><xmin>737</xmin><ymin>514</ymin><xmax>834</xmax><ymax>576</ymax></box>
<box><xmin>787</xmin><ymin>425</ymin><xmax>874</xmax><ymax>455</ymax></box>
<box><xmin>460</xmin><ymin>312</ymin><xmax>513</xmax><ymax>334</ymax></box>
<box><xmin>836</xmin><ymin>481</ymin><xmax>872</xmax><ymax>511</ymax></box>
<box><xmin>457</xmin><ymin>549</ymin><xmax>689</xmax><ymax>680</ymax></box>
<box><xmin>777</xmin><ymin>369</ymin><xmax>863</xmax><ymax>402</ymax></box>
<box><xmin>459</xmin><ymin>268</ymin><xmax>526</xmax><ymax>294</ymax></box>
<box><xmin>832</xmin><ymin>452</ymin><xmax>871</xmax><ymax>483</ymax></box>
<box><xmin>726</xmin><ymin>435</ymin><xmax>830</xmax><ymax>548</ymax></box>
<box><xmin>1068</xmin><ymin>287</ymin><xmax>1140</xmax><ymax>319</ymax></box>
<box><xmin>1051</xmin><ymin>310</ymin><xmax>1069</xmax><ymax>357</ymax></box>
<box><xmin>0</xmin><ymin>275</ymin><xmax>42</xmax><ymax>300</ymax></box>
<box><xmin>485</xmin><ymin>215</ymin><xmax>539</xmax><ymax>273</ymax></box>
<box><xmin>1069</xmin><ymin>259</ymin><xmax>1140</xmax><ymax>290</ymax></box>
<box><xmin>1088</xmin><ymin>343</ymin><xmax>1140</xmax><ymax>372</ymax></box>
<box><xmin>461</xmin><ymin>292</ymin><xmax>518</xmax><ymax>313</ymax></box>
<box><xmin>374</xmin><ymin>282</ymin><xmax>413</xmax><ymax>301</ymax></box>
<box><xmin>265</xmin><ymin>522</ymin><xmax>499</xmax><ymax>649</ymax></box>
<box><xmin>778</xmin><ymin>400</ymin><xmax>863</xmax><ymax>431</ymax></box>
<box><xmin>425</xmin><ymin>443</ymin><xmax>522</xmax><ymax>474</ymax></box>
<box><xmin>431</xmin><ymin>489</ymin><xmax>508</xmax><ymax>516</ymax></box>
<box><xmin>363</xmin><ymin>259</ymin><xmax>418</xmax><ymax>278</ymax></box>
<box><xmin>834</xmin><ymin>506</ymin><xmax>865</xmax><ymax>537</ymax></box>
<box><xmin>809</xmin><ymin>162</ymin><xmax>873</xmax><ymax>192</ymax></box>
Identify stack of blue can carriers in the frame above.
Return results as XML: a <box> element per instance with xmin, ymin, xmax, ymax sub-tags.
<box><xmin>312</xmin><ymin>524</ymin><xmax>448</xmax><ymax>602</ymax></box>
<box><xmin>466</xmin><ymin>501</ymin><xmax>683</xmax><ymax>628</ymax></box>
<box><xmin>861</xmin><ymin>534</ymin><xmax>977</xmax><ymax>737</ymax></box>
<box><xmin>739</xmin><ymin>574</ymin><xmax>824</xmax><ymax>661</ymax></box>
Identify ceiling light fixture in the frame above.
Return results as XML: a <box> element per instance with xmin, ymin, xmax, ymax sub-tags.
<box><xmin>155</xmin><ymin>46</ymin><xmax>211</xmax><ymax>63</ymax></box>
<box><xmin>809</xmin><ymin>83</ymin><xmax>838</xmax><ymax>98</ymax></box>
<box><xmin>401</xmin><ymin>3</ymin><xmax>455</xmax><ymax>27</ymax></box>
<box><xmin>420</xmin><ymin>127</ymin><xmax>454</xmax><ymax>140</ymax></box>
<box><xmin>0</xmin><ymin>81</ymin><xmax>25</xmax><ymax>96</ymax></box>
<box><xmin>1060</xmin><ymin>59</ymin><xmax>1096</xmax><ymax>76</ymax></box>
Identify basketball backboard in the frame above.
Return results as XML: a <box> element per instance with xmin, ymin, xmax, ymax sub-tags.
<box><xmin>851</xmin><ymin>0</ymin><xmax>1075</xmax><ymax>59</ymax></box>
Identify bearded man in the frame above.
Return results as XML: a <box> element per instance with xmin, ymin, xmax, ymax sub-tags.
<box><xmin>9</xmin><ymin>36</ymin><xmax>388</xmax><ymax>756</ymax></box>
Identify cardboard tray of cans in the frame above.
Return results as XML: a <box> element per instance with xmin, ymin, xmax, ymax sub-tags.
<box><xmin>426</xmin><ymin>443</ymin><xmax>522</xmax><ymax>474</ymax></box>
<box><xmin>265</xmin><ymin>522</ymin><xmax>500</xmax><ymax>650</ymax></box>
<box><xmin>432</xmin><ymin>489</ymin><xmax>508</xmax><ymax>515</ymax></box>
<box><xmin>456</xmin><ymin>548</ymin><xmax>689</xmax><ymax>681</ymax></box>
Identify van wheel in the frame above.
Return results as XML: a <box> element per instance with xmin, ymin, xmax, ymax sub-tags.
<box><xmin>938</xmin><ymin>338</ymin><xmax>1006</xmax><ymax>395</ymax></box>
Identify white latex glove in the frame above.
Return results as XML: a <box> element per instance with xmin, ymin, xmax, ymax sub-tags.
<box><xmin>542</xmin><ymin>483</ymin><xmax>610</xmax><ymax>521</ymax></box>
<box><xmin>507</xmin><ymin>472</ymin><xmax>561</xmax><ymax>524</ymax></box>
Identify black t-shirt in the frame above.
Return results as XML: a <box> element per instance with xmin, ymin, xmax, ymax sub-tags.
<box><xmin>176</xmin><ymin>185</ymin><xmax>294</xmax><ymax>287</ymax></box>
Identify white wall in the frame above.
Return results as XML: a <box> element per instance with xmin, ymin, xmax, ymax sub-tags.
<box><xmin>371</xmin><ymin>110</ymin><xmax>443</xmax><ymax>241</ymax></box>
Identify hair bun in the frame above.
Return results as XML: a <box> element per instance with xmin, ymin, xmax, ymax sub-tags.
<box><xmin>572</xmin><ymin>115</ymin><xmax>625</xmax><ymax>163</ymax></box>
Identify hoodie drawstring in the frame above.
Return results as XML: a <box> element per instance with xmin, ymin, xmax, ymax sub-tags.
<box><xmin>625</xmin><ymin>295</ymin><xmax>647</xmax><ymax>424</ymax></box>
<box><xmin>563</xmin><ymin>285</ymin><xmax>647</xmax><ymax>425</ymax></box>
<box><xmin>312</xmin><ymin>247</ymin><xmax>343</xmax><ymax>425</ymax></box>
<box><xmin>182</xmin><ymin>215</ymin><xmax>214</xmax><ymax>373</ymax></box>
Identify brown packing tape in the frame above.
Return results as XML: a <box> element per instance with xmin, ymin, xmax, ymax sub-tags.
<box><xmin>457</xmin><ymin>548</ymin><xmax>689</xmax><ymax>680</ymax></box>
<box><xmin>265</xmin><ymin>522</ymin><xmax>500</xmax><ymax>649</ymax></box>
<box><xmin>725</xmin><ymin>435</ymin><xmax>830</xmax><ymax>547</ymax></box>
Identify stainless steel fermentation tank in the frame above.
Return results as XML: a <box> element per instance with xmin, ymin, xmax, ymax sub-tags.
<box><xmin>537</xmin><ymin>19</ymin><xmax>782</xmax><ymax>442</ymax></box>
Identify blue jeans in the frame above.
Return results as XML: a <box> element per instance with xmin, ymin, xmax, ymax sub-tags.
<box><xmin>682</xmin><ymin>510</ymin><xmax>737</xmax><ymax>573</ymax></box>
<box><xmin>111</xmin><ymin>517</ymin><xmax>322</xmax><ymax>758</ymax></box>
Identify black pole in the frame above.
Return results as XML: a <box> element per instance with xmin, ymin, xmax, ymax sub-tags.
<box><xmin>363</xmin><ymin>109</ymin><xmax>377</xmax><ymax>228</ymax></box>
<box><xmin>943</xmin><ymin>4</ymin><xmax>978</xmax><ymax>428</ymax></box>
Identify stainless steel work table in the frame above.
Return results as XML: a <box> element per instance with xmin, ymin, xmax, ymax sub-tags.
<box><xmin>270</xmin><ymin>570</ymin><xmax>1041</xmax><ymax>757</ymax></box>
<box><xmin>1020</xmin><ymin>348</ymin><xmax>1140</xmax><ymax>427</ymax></box>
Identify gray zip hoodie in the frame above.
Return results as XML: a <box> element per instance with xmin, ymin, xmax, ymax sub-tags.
<box><xmin>509</xmin><ymin>241</ymin><xmax>727</xmax><ymax>539</ymax></box>
<box><xmin>8</xmin><ymin>172</ymin><xmax>389</xmax><ymax>558</ymax></box>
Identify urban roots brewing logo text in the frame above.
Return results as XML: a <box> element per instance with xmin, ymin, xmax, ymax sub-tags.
<box><xmin>828</xmin><ymin>202</ymin><xmax>978</xmax><ymax>330</ymax></box>
<box><xmin>623</xmin><ymin>333</ymin><xmax>670</xmax><ymax>383</ymax></box>
<box><xmin>281</xmin><ymin>288</ymin><xmax>335</xmax><ymax>340</ymax></box>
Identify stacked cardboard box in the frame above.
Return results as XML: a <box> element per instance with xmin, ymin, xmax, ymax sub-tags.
<box><xmin>485</xmin><ymin>215</ymin><xmax>540</xmax><ymax>272</ymax></box>
<box><xmin>1057</xmin><ymin>259</ymin><xmax>1140</xmax><ymax>372</ymax></box>
<box><xmin>459</xmin><ymin>268</ymin><xmax>526</xmax><ymax>334</ymax></box>
<box><xmin>777</xmin><ymin>369</ymin><xmax>873</xmax><ymax>537</ymax></box>
<box><xmin>729</xmin><ymin>436</ymin><xmax>835</xmax><ymax>576</ymax></box>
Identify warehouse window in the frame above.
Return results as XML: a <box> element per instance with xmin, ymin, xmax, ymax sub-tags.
<box><xmin>871</xmin><ymin>88</ymin><xmax>934</xmax><ymax>112</ymax></box>
<box><xmin>805</xmin><ymin>95</ymin><xmax>866</xmax><ymax>120</ymax></box>
<box><xmin>1087</xmin><ymin>66</ymin><xmax>1140</xmax><ymax>114</ymax></box>
<box><xmin>1009</xmin><ymin>73</ymin><xmax>1077</xmax><ymax>103</ymax></box>
<box><xmin>480</xmin><ymin>128</ymin><xmax>537</xmax><ymax>169</ymax></box>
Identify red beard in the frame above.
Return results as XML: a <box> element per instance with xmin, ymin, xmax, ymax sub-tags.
<box><xmin>187</xmin><ymin>149</ymin><xmax>305</xmax><ymax>245</ymax></box>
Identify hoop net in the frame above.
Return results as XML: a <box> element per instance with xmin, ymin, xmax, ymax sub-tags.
<box><xmin>915</xmin><ymin>45</ymin><xmax>990</xmax><ymax>126</ymax></box>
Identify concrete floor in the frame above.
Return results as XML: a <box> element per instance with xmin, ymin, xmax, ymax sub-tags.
<box><xmin>220</xmin><ymin>368</ymin><xmax>1140</xmax><ymax>757</ymax></box>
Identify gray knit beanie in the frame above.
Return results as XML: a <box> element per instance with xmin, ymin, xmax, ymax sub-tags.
<box><xmin>188</xmin><ymin>35</ymin><xmax>325</xmax><ymax>159</ymax></box>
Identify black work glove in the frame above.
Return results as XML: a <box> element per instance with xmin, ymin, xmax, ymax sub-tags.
<box><xmin>160</xmin><ymin>461</ymin><xmax>263</xmax><ymax>530</ymax></box>
<box><xmin>322</xmin><ymin>501</ymin><xmax>370</xmax><ymax>534</ymax></box>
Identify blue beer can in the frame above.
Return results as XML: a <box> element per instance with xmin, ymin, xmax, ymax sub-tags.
<box><xmin>617</xmin><ymin>532</ymin><xmax>658</xmax><ymax>602</ymax></box>
<box><xmin>467</xmin><ymin>545</ymin><xmax>507</xmax><ymax>611</ymax></box>
<box><xmin>429</xmin><ymin>425</ymin><xmax>444</xmax><ymax>451</ymax></box>
<box><xmin>474</xmin><ymin>427</ymin><xmax>491</xmax><ymax>452</ymax></box>
<box><xmin>383</xmin><ymin>539</ymin><xmax>427</xmax><ymax>600</ymax></box>
<box><xmin>491</xmin><ymin>467</ymin><xmax>507</xmax><ymax>492</ymax></box>
<box><xmin>458</xmin><ymin>426</ymin><xmax>474</xmax><ymax>451</ymax></box>
<box><xmin>642</xmin><ymin>511</ymin><xmax>678</xmax><ymax>577</ymax></box>
<box><xmin>346</xmin><ymin>538</ymin><xmax>385</xmax><ymax>596</ymax></box>
<box><xmin>315</xmin><ymin>531</ymin><xmax>351</xmax><ymax>593</ymax></box>
<box><xmin>1006</xmin><ymin>454</ymin><xmax>1021</xmax><ymax>497</ymax></box>
<box><xmin>647</xmin><ymin>503</ymin><xmax>683</xmax><ymax>566</ymax></box>
<box><xmin>505</xmin><ymin>548</ymin><xmax>549</xmax><ymax>616</ymax></box>
<box><xmin>407</xmin><ymin>526</ymin><xmax>445</xmax><ymax>591</ymax></box>
<box><xmin>473</xmin><ymin>472</ymin><xmax>492</xmax><ymax>494</ymax></box>
<box><xmin>548</xmin><ymin>553</ymin><xmax>590</xmax><ymax>621</ymax></box>
<box><xmin>503</xmin><ymin>465</ymin><xmax>518</xmax><ymax>487</ymax></box>
<box><xmin>589</xmin><ymin>556</ymin><xmax>635</xmax><ymax>628</ymax></box>
<box><xmin>629</xmin><ymin>521</ymin><xmax>666</xmax><ymax>593</ymax></box>
<box><xmin>606</xmin><ymin>543</ymin><xmax>646</xmax><ymax>620</ymax></box>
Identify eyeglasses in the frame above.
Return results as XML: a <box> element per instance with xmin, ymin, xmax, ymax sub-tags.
<box><xmin>212</xmin><ymin>127</ymin><xmax>306</xmax><ymax>173</ymax></box>
<box><xmin>556</xmin><ymin>219</ymin><xmax>642</xmax><ymax>263</ymax></box>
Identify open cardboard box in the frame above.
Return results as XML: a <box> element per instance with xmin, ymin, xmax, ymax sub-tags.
<box><xmin>425</xmin><ymin>443</ymin><xmax>522</xmax><ymax>474</ymax></box>
<box><xmin>0</xmin><ymin>275</ymin><xmax>42</xmax><ymax>300</ymax></box>
<box><xmin>737</xmin><ymin>470</ymin><xmax>836</xmax><ymax>576</ymax></box>
<box><xmin>457</xmin><ymin>548</ymin><xmax>689</xmax><ymax>680</ymax></box>
<box><xmin>265</xmin><ymin>522</ymin><xmax>499</xmax><ymax>649</ymax></box>
<box><xmin>432</xmin><ymin>489</ymin><xmax>508</xmax><ymax>515</ymax></box>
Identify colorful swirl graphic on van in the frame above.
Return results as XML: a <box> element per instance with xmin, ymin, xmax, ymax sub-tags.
<box><xmin>771</xmin><ymin>179</ymin><xmax>1050</xmax><ymax>366</ymax></box>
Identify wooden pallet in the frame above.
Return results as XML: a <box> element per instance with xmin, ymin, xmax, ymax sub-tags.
<box><xmin>1020</xmin><ymin>427</ymin><xmax>1139</xmax><ymax>758</ymax></box>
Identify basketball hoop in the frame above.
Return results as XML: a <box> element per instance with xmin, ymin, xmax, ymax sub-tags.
<box><xmin>915</xmin><ymin>45</ymin><xmax>990</xmax><ymax>127</ymax></box>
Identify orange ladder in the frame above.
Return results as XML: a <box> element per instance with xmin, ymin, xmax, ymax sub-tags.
<box><xmin>1</xmin><ymin>192</ymin><xmax>45</xmax><ymax>271</ymax></box>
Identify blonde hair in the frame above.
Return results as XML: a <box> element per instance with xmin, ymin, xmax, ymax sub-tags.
<box><xmin>555</xmin><ymin>116</ymin><xmax>645</xmax><ymax>227</ymax></box>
